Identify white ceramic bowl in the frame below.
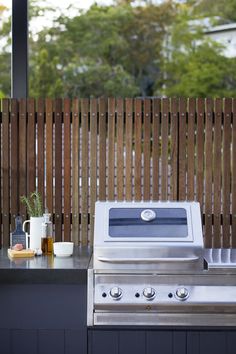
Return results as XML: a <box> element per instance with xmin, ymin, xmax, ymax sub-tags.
<box><xmin>53</xmin><ymin>242</ymin><xmax>74</xmax><ymax>257</ymax></box>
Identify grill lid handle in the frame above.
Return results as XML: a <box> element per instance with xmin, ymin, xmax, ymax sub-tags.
<box><xmin>97</xmin><ymin>256</ymin><xmax>199</xmax><ymax>263</ymax></box>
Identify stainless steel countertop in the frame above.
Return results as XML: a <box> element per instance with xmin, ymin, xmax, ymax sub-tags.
<box><xmin>204</xmin><ymin>248</ymin><xmax>236</xmax><ymax>273</ymax></box>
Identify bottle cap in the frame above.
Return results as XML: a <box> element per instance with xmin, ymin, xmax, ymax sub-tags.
<box><xmin>43</xmin><ymin>213</ymin><xmax>51</xmax><ymax>223</ymax></box>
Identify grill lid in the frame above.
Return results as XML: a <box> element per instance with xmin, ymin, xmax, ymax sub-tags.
<box><xmin>93</xmin><ymin>201</ymin><xmax>204</xmax><ymax>272</ymax></box>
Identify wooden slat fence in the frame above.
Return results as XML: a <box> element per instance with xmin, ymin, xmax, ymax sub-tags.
<box><xmin>0</xmin><ymin>98</ymin><xmax>235</xmax><ymax>247</ymax></box>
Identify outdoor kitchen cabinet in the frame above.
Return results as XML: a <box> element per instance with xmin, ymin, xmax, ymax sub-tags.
<box><xmin>88</xmin><ymin>329</ymin><xmax>236</xmax><ymax>354</ymax></box>
<box><xmin>0</xmin><ymin>247</ymin><xmax>91</xmax><ymax>354</ymax></box>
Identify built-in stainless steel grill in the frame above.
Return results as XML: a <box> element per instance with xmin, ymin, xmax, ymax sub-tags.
<box><xmin>88</xmin><ymin>201</ymin><xmax>236</xmax><ymax>327</ymax></box>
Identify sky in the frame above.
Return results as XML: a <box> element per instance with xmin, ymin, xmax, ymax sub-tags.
<box><xmin>1</xmin><ymin>0</ymin><xmax>113</xmax><ymax>10</ymax></box>
<box><xmin>0</xmin><ymin>0</ymin><xmax>164</xmax><ymax>37</ymax></box>
<box><xmin>1</xmin><ymin>0</ymin><xmax>114</xmax><ymax>33</ymax></box>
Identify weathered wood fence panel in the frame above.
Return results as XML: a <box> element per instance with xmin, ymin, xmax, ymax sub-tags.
<box><xmin>213</xmin><ymin>99</ymin><xmax>222</xmax><ymax>247</ymax></box>
<box><xmin>63</xmin><ymin>98</ymin><xmax>71</xmax><ymax>241</ymax></box>
<box><xmin>0</xmin><ymin>98</ymin><xmax>235</xmax><ymax>247</ymax></box>
<box><xmin>10</xmin><ymin>100</ymin><xmax>18</xmax><ymax>228</ymax></box>
<box><xmin>72</xmin><ymin>98</ymin><xmax>80</xmax><ymax>245</ymax></box>
<box><xmin>232</xmin><ymin>100</ymin><xmax>236</xmax><ymax>248</ymax></box>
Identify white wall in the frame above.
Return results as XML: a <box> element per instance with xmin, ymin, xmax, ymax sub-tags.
<box><xmin>205</xmin><ymin>27</ymin><xmax>236</xmax><ymax>58</ymax></box>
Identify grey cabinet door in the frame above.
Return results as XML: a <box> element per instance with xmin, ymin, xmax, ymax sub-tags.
<box><xmin>227</xmin><ymin>331</ymin><xmax>236</xmax><ymax>354</ymax></box>
<box><xmin>119</xmin><ymin>330</ymin><xmax>146</xmax><ymax>354</ymax></box>
<box><xmin>89</xmin><ymin>329</ymin><xmax>236</xmax><ymax>354</ymax></box>
<box><xmin>147</xmin><ymin>331</ymin><xmax>186</xmax><ymax>354</ymax></box>
<box><xmin>65</xmin><ymin>329</ymin><xmax>87</xmax><ymax>354</ymax></box>
<box><xmin>0</xmin><ymin>284</ymin><xmax>87</xmax><ymax>354</ymax></box>
<box><xmin>0</xmin><ymin>329</ymin><xmax>11</xmax><ymax>354</ymax></box>
<box><xmin>12</xmin><ymin>330</ymin><xmax>37</xmax><ymax>354</ymax></box>
<box><xmin>89</xmin><ymin>330</ymin><xmax>118</xmax><ymax>354</ymax></box>
<box><xmin>200</xmin><ymin>331</ymin><xmax>226</xmax><ymax>354</ymax></box>
<box><xmin>188</xmin><ymin>330</ymin><xmax>236</xmax><ymax>354</ymax></box>
<box><xmin>88</xmin><ymin>330</ymin><xmax>186</xmax><ymax>354</ymax></box>
<box><xmin>38</xmin><ymin>329</ymin><xmax>64</xmax><ymax>354</ymax></box>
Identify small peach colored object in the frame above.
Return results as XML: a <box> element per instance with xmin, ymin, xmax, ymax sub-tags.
<box><xmin>12</xmin><ymin>243</ymin><xmax>24</xmax><ymax>251</ymax></box>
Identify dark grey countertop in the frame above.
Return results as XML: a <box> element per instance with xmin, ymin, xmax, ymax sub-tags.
<box><xmin>0</xmin><ymin>246</ymin><xmax>92</xmax><ymax>284</ymax></box>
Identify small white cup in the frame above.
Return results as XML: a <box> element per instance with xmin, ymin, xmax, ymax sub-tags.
<box><xmin>53</xmin><ymin>242</ymin><xmax>74</xmax><ymax>257</ymax></box>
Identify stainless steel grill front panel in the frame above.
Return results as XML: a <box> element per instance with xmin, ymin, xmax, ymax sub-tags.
<box><xmin>94</xmin><ymin>274</ymin><xmax>236</xmax><ymax>311</ymax></box>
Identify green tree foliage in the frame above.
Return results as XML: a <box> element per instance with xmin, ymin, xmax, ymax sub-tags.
<box><xmin>30</xmin><ymin>1</ymin><xmax>175</xmax><ymax>97</ymax></box>
<box><xmin>29</xmin><ymin>49</ymin><xmax>63</xmax><ymax>97</ymax></box>
<box><xmin>186</xmin><ymin>0</ymin><xmax>236</xmax><ymax>24</ymax></box>
<box><xmin>0</xmin><ymin>0</ymin><xmax>236</xmax><ymax>98</ymax></box>
<box><xmin>160</xmin><ymin>42</ymin><xmax>236</xmax><ymax>97</ymax></box>
<box><xmin>159</xmin><ymin>3</ymin><xmax>236</xmax><ymax>97</ymax></box>
<box><xmin>0</xmin><ymin>4</ymin><xmax>11</xmax><ymax>96</ymax></box>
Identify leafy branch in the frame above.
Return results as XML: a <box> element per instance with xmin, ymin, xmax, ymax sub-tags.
<box><xmin>20</xmin><ymin>191</ymin><xmax>43</xmax><ymax>217</ymax></box>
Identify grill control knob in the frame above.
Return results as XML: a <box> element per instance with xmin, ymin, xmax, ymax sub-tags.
<box><xmin>176</xmin><ymin>287</ymin><xmax>189</xmax><ymax>301</ymax></box>
<box><xmin>110</xmin><ymin>287</ymin><xmax>122</xmax><ymax>300</ymax></box>
<box><xmin>141</xmin><ymin>209</ymin><xmax>156</xmax><ymax>222</ymax></box>
<box><xmin>143</xmin><ymin>287</ymin><xmax>156</xmax><ymax>300</ymax></box>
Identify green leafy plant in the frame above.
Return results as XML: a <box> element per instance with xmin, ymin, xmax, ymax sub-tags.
<box><xmin>20</xmin><ymin>191</ymin><xmax>43</xmax><ymax>217</ymax></box>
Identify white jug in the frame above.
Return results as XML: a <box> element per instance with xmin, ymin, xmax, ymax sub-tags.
<box><xmin>23</xmin><ymin>217</ymin><xmax>44</xmax><ymax>251</ymax></box>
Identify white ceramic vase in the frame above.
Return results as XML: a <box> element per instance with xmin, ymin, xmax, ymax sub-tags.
<box><xmin>23</xmin><ymin>216</ymin><xmax>44</xmax><ymax>251</ymax></box>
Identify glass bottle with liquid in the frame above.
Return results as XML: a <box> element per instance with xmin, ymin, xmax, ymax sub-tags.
<box><xmin>41</xmin><ymin>212</ymin><xmax>53</xmax><ymax>255</ymax></box>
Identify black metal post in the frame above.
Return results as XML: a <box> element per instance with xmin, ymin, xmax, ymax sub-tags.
<box><xmin>11</xmin><ymin>0</ymin><xmax>28</xmax><ymax>98</ymax></box>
